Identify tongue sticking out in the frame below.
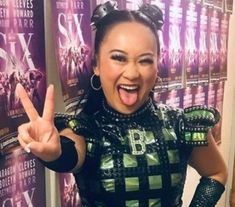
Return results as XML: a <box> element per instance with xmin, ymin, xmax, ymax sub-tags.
<box><xmin>119</xmin><ymin>88</ymin><xmax>138</xmax><ymax>106</ymax></box>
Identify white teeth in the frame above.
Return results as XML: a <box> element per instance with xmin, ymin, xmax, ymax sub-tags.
<box><xmin>119</xmin><ymin>85</ymin><xmax>138</xmax><ymax>90</ymax></box>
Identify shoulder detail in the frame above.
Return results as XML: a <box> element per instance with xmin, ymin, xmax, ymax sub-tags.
<box><xmin>54</xmin><ymin>112</ymin><xmax>97</xmax><ymax>137</ymax></box>
<box><xmin>179</xmin><ymin>105</ymin><xmax>220</xmax><ymax>146</ymax></box>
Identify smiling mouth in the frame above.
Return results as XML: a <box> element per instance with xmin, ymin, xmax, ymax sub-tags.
<box><xmin>119</xmin><ymin>84</ymin><xmax>139</xmax><ymax>91</ymax></box>
<box><xmin>118</xmin><ymin>84</ymin><xmax>139</xmax><ymax>106</ymax></box>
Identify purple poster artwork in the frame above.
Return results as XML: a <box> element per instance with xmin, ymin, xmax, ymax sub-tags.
<box><xmin>207</xmin><ymin>83</ymin><xmax>216</xmax><ymax>107</ymax></box>
<box><xmin>90</xmin><ymin>0</ymin><xmax>125</xmax><ymax>11</ymax></box>
<box><xmin>220</xmin><ymin>12</ymin><xmax>229</xmax><ymax>81</ymax></box>
<box><xmin>146</xmin><ymin>0</ymin><xmax>169</xmax><ymax>90</ymax></box>
<box><xmin>51</xmin><ymin>0</ymin><xmax>92</xmax><ymax>114</ymax></box>
<box><xmin>183</xmin><ymin>86</ymin><xmax>197</xmax><ymax>108</ymax></box>
<box><xmin>193</xmin><ymin>85</ymin><xmax>208</xmax><ymax>106</ymax></box>
<box><xmin>168</xmin><ymin>0</ymin><xmax>184</xmax><ymax>89</ymax></box>
<box><xmin>0</xmin><ymin>148</ymin><xmax>46</xmax><ymax>207</ymax></box>
<box><xmin>165</xmin><ymin>88</ymin><xmax>183</xmax><ymax>108</ymax></box>
<box><xmin>59</xmin><ymin>173</ymin><xmax>81</xmax><ymax>207</ymax></box>
<box><xmin>184</xmin><ymin>1</ymin><xmax>200</xmax><ymax>86</ymax></box>
<box><xmin>202</xmin><ymin>0</ymin><xmax>214</xmax><ymax>7</ymax></box>
<box><xmin>225</xmin><ymin>0</ymin><xmax>234</xmax><ymax>13</ymax></box>
<box><xmin>209</xmin><ymin>8</ymin><xmax>221</xmax><ymax>83</ymax></box>
<box><xmin>212</xmin><ymin>81</ymin><xmax>225</xmax><ymax>144</ymax></box>
<box><xmin>0</xmin><ymin>0</ymin><xmax>46</xmax><ymax>154</ymax></box>
<box><xmin>214</xmin><ymin>0</ymin><xmax>224</xmax><ymax>10</ymax></box>
<box><xmin>198</xmin><ymin>6</ymin><xmax>210</xmax><ymax>84</ymax></box>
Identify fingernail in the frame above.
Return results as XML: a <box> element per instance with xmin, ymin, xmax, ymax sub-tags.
<box><xmin>24</xmin><ymin>143</ymin><xmax>31</xmax><ymax>153</ymax></box>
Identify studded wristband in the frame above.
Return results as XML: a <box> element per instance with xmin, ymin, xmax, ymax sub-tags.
<box><xmin>189</xmin><ymin>177</ymin><xmax>225</xmax><ymax>207</ymax></box>
<box><xmin>39</xmin><ymin>136</ymin><xmax>78</xmax><ymax>173</ymax></box>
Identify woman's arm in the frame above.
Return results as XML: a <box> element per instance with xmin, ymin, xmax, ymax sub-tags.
<box><xmin>188</xmin><ymin>130</ymin><xmax>228</xmax><ymax>207</ymax></box>
<box><xmin>16</xmin><ymin>83</ymin><xmax>86</xmax><ymax>173</ymax></box>
<box><xmin>188</xmin><ymin>130</ymin><xmax>227</xmax><ymax>184</ymax></box>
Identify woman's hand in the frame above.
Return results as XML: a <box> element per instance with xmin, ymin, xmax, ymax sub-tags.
<box><xmin>17</xmin><ymin>83</ymin><xmax>61</xmax><ymax>162</ymax></box>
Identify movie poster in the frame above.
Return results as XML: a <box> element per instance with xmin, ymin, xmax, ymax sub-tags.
<box><xmin>208</xmin><ymin>83</ymin><xmax>216</xmax><ymax>107</ymax></box>
<box><xmin>183</xmin><ymin>86</ymin><xmax>197</xmax><ymax>108</ymax></box>
<box><xmin>0</xmin><ymin>1</ymin><xmax>46</xmax><ymax>154</ymax></box>
<box><xmin>214</xmin><ymin>0</ymin><xmax>224</xmax><ymax>10</ymax></box>
<box><xmin>220</xmin><ymin>12</ymin><xmax>229</xmax><ymax>81</ymax></box>
<box><xmin>51</xmin><ymin>0</ymin><xmax>92</xmax><ymax>114</ymax></box>
<box><xmin>225</xmin><ymin>0</ymin><xmax>234</xmax><ymax>13</ymax></box>
<box><xmin>0</xmin><ymin>148</ymin><xmax>46</xmax><ymax>207</ymax></box>
<box><xmin>59</xmin><ymin>173</ymin><xmax>81</xmax><ymax>207</ymax></box>
<box><xmin>209</xmin><ymin>8</ymin><xmax>221</xmax><ymax>83</ymax></box>
<box><xmin>124</xmin><ymin>0</ymin><xmax>143</xmax><ymax>9</ymax></box>
<box><xmin>165</xmin><ymin>89</ymin><xmax>183</xmax><ymax>108</ymax></box>
<box><xmin>198</xmin><ymin>6</ymin><xmax>210</xmax><ymax>84</ymax></box>
<box><xmin>212</xmin><ymin>81</ymin><xmax>225</xmax><ymax>144</ymax></box>
<box><xmin>184</xmin><ymin>1</ymin><xmax>200</xmax><ymax>86</ymax></box>
<box><xmin>90</xmin><ymin>0</ymin><xmax>125</xmax><ymax>11</ymax></box>
<box><xmin>145</xmin><ymin>0</ymin><xmax>169</xmax><ymax>90</ymax></box>
<box><xmin>202</xmin><ymin>0</ymin><xmax>214</xmax><ymax>7</ymax></box>
<box><xmin>154</xmin><ymin>88</ymin><xmax>183</xmax><ymax>108</ymax></box>
<box><xmin>168</xmin><ymin>0</ymin><xmax>184</xmax><ymax>89</ymax></box>
<box><xmin>193</xmin><ymin>85</ymin><xmax>208</xmax><ymax>105</ymax></box>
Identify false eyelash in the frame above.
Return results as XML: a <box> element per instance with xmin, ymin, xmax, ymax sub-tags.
<box><xmin>110</xmin><ymin>54</ymin><xmax>127</xmax><ymax>62</ymax></box>
<box><xmin>139</xmin><ymin>58</ymin><xmax>154</xmax><ymax>64</ymax></box>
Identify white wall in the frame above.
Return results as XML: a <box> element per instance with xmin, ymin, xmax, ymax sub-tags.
<box><xmin>44</xmin><ymin>1</ymin><xmax>235</xmax><ymax>206</ymax></box>
<box><xmin>44</xmin><ymin>1</ymin><xmax>63</xmax><ymax>206</ymax></box>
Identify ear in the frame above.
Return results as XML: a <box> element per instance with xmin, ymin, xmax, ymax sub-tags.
<box><xmin>93</xmin><ymin>54</ymin><xmax>100</xmax><ymax>76</ymax></box>
<box><xmin>94</xmin><ymin>65</ymin><xmax>100</xmax><ymax>76</ymax></box>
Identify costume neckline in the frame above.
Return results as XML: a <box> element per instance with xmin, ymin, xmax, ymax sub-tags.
<box><xmin>102</xmin><ymin>98</ymin><xmax>154</xmax><ymax>120</ymax></box>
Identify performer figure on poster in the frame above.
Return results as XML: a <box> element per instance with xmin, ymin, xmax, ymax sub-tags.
<box><xmin>16</xmin><ymin>2</ymin><xmax>227</xmax><ymax>207</ymax></box>
<box><xmin>62</xmin><ymin>175</ymin><xmax>80</xmax><ymax>207</ymax></box>
<box><xmin>28</xmin><ymin>69</ymin><xmax>43</xmax><ymax>106</ymax></box>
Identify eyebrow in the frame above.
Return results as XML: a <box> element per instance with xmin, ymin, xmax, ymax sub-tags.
<box><xmin>109</xmin><ymin>49</ymin><xmax>155</xmax><ymax>57</ymax></box>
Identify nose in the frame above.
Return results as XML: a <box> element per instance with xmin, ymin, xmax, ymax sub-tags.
<box><xmin>123</xmin><ymin>62</ymin><xmax>140</xmax><ymax>80</ymax></box>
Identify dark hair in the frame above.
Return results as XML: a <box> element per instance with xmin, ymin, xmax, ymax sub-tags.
<box><xmin>81</xmin><ymin>3</ymin><xmax>163</xmax><ymax>115</ymax></box>
<box><xmin>94</xmin><ymin>10</ymin><xmax>161</xmax><ymax>63</ymax></box>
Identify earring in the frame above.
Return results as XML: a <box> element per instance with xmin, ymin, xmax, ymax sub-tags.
<box><xmin>90</xmin><ymin>74</ymin><xmax>102</xmax><ymax>91</ymax></box>
<box><xmin>151</xmin><ymin>77</ymin><xmax>163</xmax><ymax>93</ymax></box>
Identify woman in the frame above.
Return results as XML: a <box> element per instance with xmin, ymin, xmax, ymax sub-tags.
<box><xmin>17</xmin><ymin>2</ymin><xmax>227</xmax><ymax>206</ymax></box>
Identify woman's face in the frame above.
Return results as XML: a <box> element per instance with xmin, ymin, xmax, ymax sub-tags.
<box><xmin>94</xmin><ymin>22</ymin><xmax>159</xmax><ymax>114</ymax></box>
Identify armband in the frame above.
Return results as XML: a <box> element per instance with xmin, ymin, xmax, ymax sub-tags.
<box><xmin>54</xmin><ymin>112</ymin><xmax>71</xmax><ymax>132</ymax></box>
<box><xmin>189</xmin><ymin>177</ymin><xmax>225</xmax><ymax>207</ymax></box>
<box><xmin>39</xmin><ymin>136</ymin><xmax>78</xmax><ymax>172</ymax></box>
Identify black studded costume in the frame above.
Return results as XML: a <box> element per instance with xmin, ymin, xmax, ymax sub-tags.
<box><xmin>54</xmin><ymin>98</ymin><xmax>223</xmax><ymax>207</ymax></box>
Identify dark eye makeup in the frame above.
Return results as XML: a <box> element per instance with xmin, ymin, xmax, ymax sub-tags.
<box><xmin>110</xmin><ymin>54</ymin><xmax>127</xmax><ymax>62</ymax></box>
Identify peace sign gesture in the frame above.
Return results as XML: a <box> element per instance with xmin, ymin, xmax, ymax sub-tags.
<box><xmin>17</xmin><ymin>83</ymin><xmax>61</xmax><ymax>161</ymax></box>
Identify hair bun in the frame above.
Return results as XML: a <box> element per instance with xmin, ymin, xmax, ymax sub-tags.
<box><xmin>138</xmin><ymin>4</ymin><xmax>164</xmax><ymax>30</ymax></box>
<box><xmin>91</xmin><ymin>1</ymin><xmax>118</xmax><ymax>29</ymax></box>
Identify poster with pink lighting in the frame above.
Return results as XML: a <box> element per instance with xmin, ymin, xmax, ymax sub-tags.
<box><xmin>145</xmin><ymin>0</ymin><xmax>170</xmax><ymax>91</ymax></box>
<box><xmin>168</xmin><ymin>0</ymin><xmax>184</xmax><ymax>89</ymax></box>
<box><xmin>184</xmin><ymin>1</ymin><xmax>200</xmax><ymax>86</ymax></box>
<box><xmin>220</xmin><ymin>12</ymin><xmax>229</xmax><ymax>81</ymax></box>
<box><xmin>209</xmin><ymin>8</ymin><xmax>221</xmax><ymax>83</ymax></box>
<box><xmin>213</xmin><ymin>81</ymin><xmax>225</xmax><ymax>144</ymax></box>
<box><xmin>193</xmin><ymin>85</ymin><xmax>208</xmax><ymax>106</ymax></box>
<box><xmin>0</xmin><ymin>148</ymin><xmax>46</xmax><ymax>207</ymax></box>
<box><xmin>51</xmin><ymin>0</ymin><xmax>93</xmax><ymax>114</ymax></box>
<box><xmin>225</xmin><ymin>0</ymin><xmax>234</xmax><ymax>13</ymax></box>
<box><xmin>59</xmin><ymin>173</ymin><xmax>81</xmax><ymax>207</ymax></box>
<box><xmin>0</xmin><ymin>0</ymin><xmax>46</xmax><ymax>154</ymax></box>
<box><xmin>198</xmin><ymin>6</ymin><xmax>210</xmax><ymax>84</ymax></box>
<box><xmin>214</xmin><ymin>0</ymin><xmax>224</xmax><ymax>10</ymax></box>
